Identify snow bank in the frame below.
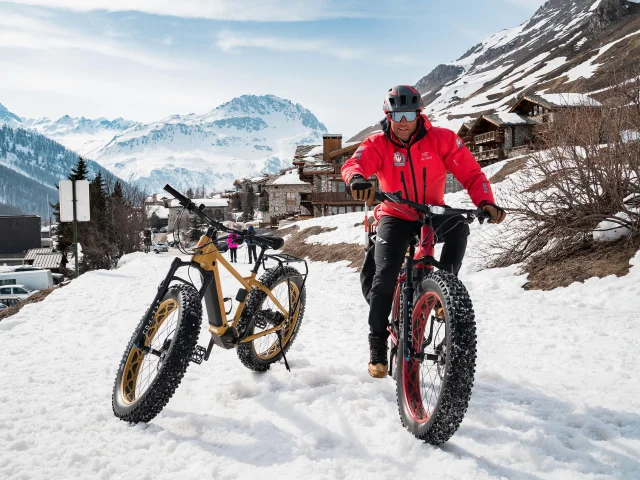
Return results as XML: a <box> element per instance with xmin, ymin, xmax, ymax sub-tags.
<box><xmin>117</xmin><ymin>251</ymin><xmax>150</xmax><ymax>268</ymax></box>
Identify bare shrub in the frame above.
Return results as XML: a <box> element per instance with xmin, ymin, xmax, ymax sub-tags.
<box><xmin>490</xmin><ymin>76</ymin><xmax>640</xmax><ymax>277</ymax></box>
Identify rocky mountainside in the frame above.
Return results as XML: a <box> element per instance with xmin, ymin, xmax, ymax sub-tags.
<box><xmin>349</xmin><ymin>0</ymin><xmax>640</xmax><ymax>141</ymax></box>
<box><xmin>5</xmin><ymin>95</ymin><xmax>328</xmax><ymax>194</ymax></box>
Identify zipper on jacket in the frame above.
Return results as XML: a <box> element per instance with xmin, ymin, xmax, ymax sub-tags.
<box><xmin>406</xmin><ymin>149</ymin><xmax>419</xmax><ymax>202</ymax></box>
<box><xmin>400</xmin><ymin>171</ymin><xmax>410</xmax><ymax>200</ymax></box>
<box><xmin>422</xmin><ymin>167</ymin><xmax>427</xmax><ymax>205</ymax></box>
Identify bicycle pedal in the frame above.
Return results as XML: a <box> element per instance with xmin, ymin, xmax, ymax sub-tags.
<box><xmin>190</xmin><ymin>345</ymin><xmax>207</xmax><ymax>364</ymax></box>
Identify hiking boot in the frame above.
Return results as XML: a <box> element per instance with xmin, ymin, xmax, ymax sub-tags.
<box><xmin>368</xmin><ymin>333</ymin><xmax>388</xmax><ymax>378</ymax></box>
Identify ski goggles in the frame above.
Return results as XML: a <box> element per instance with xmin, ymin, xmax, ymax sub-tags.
<box><xmin>388</xmin><ymin>111</ymin><xmax>419</xmax><ymax>122</ymax></box>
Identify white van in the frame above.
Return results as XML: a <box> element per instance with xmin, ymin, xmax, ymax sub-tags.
<box><xmin>0</xmin><ymin>285</ymin><xmax>36</xmax><ymax>304</ymax></box>
<box><xmin>0</xmin><ymin>270</ymin><xmax>54</xmax><ymax>291</ymax></box>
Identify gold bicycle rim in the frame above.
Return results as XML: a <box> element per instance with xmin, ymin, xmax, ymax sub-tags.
<box><xmin>120</xmin><ymin>299</ymin><xmax>178</xmax><ymax>404</ymax></box>
<box><xmin>253</xmin><ymin>282</ymin><xmax>301</xmax><ymax>360</ymax></box>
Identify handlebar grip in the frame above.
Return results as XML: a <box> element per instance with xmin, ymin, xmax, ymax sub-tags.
<box><xmin>163</xmin><ymin>184</ymin><xmax>190</xmax><ymax>206</ymax></box>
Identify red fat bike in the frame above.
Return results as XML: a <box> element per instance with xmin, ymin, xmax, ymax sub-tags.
<box><xmin>367</xmin><ymin>191</ymin><xmax>489</xmax><ymax>444</ymax></box>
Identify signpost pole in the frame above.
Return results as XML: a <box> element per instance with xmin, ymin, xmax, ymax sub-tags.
<box><xmin>72</xmin><ymin>179</ymin><xmax>78</xmax><ymax>278</ymax></box>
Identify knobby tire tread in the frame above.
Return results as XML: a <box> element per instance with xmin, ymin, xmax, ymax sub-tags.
<box><xmin>236</xmin><ymin>266</ymin><xmax>306</xmax><ymax>372</ymax></box>
<box><xmin>396</xmin><ymin>270</ymin><xmax>477</xmax><ymax>444</ymax></box>
<box><xmin>112</xmin><ymin>284</ymin><xmax>202</xmax><ymax>423</ymax></box>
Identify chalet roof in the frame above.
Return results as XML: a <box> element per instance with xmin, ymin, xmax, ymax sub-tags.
<box><xmin>33</xmin><ymin>253</ymin><xmax>64</xmax><ymax>269</ymax></box>
<box><xmin>457</xmin><ymin>121</ymin><xmax>475</xmax><ymax>136</ymax></box>
<box><xmin>265</xmin><ymin>171</ymin><xmax>310</xmax><ymax>186</ymax></box>
<box><xmin>24</xmin><ymin>248</ymin><xmax>54</xmax><ymax>261</ymax></box>
<box><xmin>483</xmin><ymin>113</ymin><xmax>535</xmax><ymax>126</ymax></box>
<box><xmin>293</xmin><ymin>144</ymin><xmax>320</xmax><ymax>163</ymax></box>
<box><xmin>328</xmin><ymin>142</ymin><xmax>362</xmax><ymax>160</ymax></box>
<box><xmin>510</xmin><ymin>93</ymin><xmax>602</xmax><ymax>112</ymax></box>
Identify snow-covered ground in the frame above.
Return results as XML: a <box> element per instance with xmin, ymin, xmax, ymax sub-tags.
<box><xmin>2</xmin><ymin>205</ymin><xmax>640</xmax><ymax>479</ymax></box>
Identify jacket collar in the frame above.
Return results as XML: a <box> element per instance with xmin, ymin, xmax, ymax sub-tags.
<box><xmin>381</xmin><ymin>113</ymin><xmax>431</xmax><ymax>148</ymax></box>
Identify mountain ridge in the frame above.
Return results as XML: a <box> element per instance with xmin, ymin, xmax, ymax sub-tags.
<box><xmin>349</xmin><ymin>0</ymin><xmax>640</xmax><ymax>141</ymax></box>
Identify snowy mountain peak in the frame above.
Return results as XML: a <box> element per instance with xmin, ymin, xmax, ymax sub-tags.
<box><xmin>6</xmin><ymin>94</ymin><xmax>329</xmax><ymax>194</ymax></box>
<box><xmin>0</xmin><ymin>103</ymin><xmax>22</xmax><ymax>126</ymax></box>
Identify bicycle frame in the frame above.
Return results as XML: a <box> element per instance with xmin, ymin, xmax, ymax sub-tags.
<box><xmin>135</xmin><ymin>226</ymin><xmax>305</xmax><ymax>353</ymax></box>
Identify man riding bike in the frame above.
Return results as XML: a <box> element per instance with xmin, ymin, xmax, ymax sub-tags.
<box><xmin>341</xmin><ymin>85</ymin><xmax>506</xmax><ymax>378</ymax></box>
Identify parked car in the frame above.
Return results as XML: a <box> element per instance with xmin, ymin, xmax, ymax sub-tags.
<box><xmin>0</xmin><ymin>270</ymin><xmax>54</xmax><ymax>291</ymax></box>
<box><xmin>158</xmin><ymin>226</ymin><xmax>168</xmax><ymax>233</ymax></box>
<box><xmin>0</xmin><ymin>285</ymin><xmax>37</xmax><ymax>303</ymax></box>
<box><xmin>151</xmin><ymin>242</ymin><xmax>169</xmax><ymax>254</ymax></box>
<box><xmin>0</xmin><ymin>303</ymin><xmax>8</xmax><ymax>312</ymax></box>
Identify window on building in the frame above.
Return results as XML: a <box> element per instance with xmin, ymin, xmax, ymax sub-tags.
<box><xmin>285</xmin><ymin>192</ymin><xmax>297</xmax><ymax>213</ymax></box>
<box><xmin>330</xmin><ymin>181</ymin><xmax>346</xmax><ymax>193</ymax></box>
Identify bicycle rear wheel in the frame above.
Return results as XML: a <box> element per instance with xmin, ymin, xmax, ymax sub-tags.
<box><xmin>396</xmin><ymin>270</ymin><xmax>477</xmax><ymax>444</ymax></box>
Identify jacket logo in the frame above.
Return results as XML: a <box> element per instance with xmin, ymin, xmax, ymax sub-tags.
<box><xmin>393</xmin><ymin>151</ymin><xmax>406</xmax><ymax>166</ymax></box>
<box><xmin>456</xmin><ymin>137</ymin><xmax>464</xmax><ymax>149</ymax></box>
<box><xmin>421</xmin><ymin>151</ymin><xmax>433</xmax><ymax>161</ymax></box>
<box><xmin>354</xmin><ymin>145</ymin><xmax>365</xmax><ymax>160</ymax></box>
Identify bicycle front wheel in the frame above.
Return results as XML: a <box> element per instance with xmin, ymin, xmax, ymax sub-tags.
<box><xmin>396</xmin><ymin>270</ymin><xmax>477</xmax><ymax>444</ymax></box>
<box><xmin>112</xmin><ymin>284</ymin><xmax>202</xmax><ymax>423</ymax></box>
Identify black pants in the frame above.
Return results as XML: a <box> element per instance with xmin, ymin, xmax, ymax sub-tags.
<box><xmin>362</xmin><ymin>215</ymin><xmax>469</xmax><ymax>335</ymax></box>
<box><xmin>248</xmin><ymin>245</ymin><xmax>257</xmax><ymax>263</ymax></box>
<box><xmin>229</xmin><ymin>248</ymin><xmax>237</xmax><ymax>262</ymax></box>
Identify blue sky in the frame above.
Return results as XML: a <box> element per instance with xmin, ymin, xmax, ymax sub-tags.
<box><xmin>0</xmin><ymin>0</ymin><xmax>545</xmax><ymax>137</ymax></box>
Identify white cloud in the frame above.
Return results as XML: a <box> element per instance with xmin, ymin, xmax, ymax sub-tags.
<box><xmin>216</xmin><ymin>30</ymin><xmax>362</xmax><ymax>60</ymax></box>
<box><xmin>3</xmin><ymin>0</ymin><xmax>380</xmax><ymax>22</ymax></box>
<box><xmin>0</xmin><ymin>12</ymin><xmax>198</xmax><ymax>70</ymax></box>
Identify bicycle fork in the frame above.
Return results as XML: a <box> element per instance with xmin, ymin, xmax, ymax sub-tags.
<box><xmin>403</xmin><ymin>243</ymin><xmax>416</xmax><ymax>362</ymax></box>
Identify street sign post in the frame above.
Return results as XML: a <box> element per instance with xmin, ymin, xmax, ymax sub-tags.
<box><xmin>59</xmin><ymin>179</ymin><xmax>90</xmax><ymax>277</ymax></box>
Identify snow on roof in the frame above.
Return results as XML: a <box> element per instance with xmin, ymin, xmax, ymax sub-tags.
<box><xmin>305</xmin><ymin>145</ymin><xmax>323</xmax><ymax>157</ymax></box>
<box><xmin>536</xmin><ymin>93</ymin><xmax>602</xmax><ymax>107</ymax></box>
<box><xmin>485</xmin><ymin>112</ymin><xmax>535</xmax><ymax>125</ymax></box>
<box><xmin>169</xmin><ymin>198</ymin><xmax>228</xmax><ymax>208</ymax></box>
<box><xmin>146</xmin><ymin>205</ymin><xmax>169</xmax><ymax>219</ymax></box>
<box><xmin>268</xmin><ymin>172</ymin><xmax>310</xmax><ymax>186</ymax></box>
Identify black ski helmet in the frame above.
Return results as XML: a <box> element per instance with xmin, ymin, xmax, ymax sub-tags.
<box><xmin>383</xmin><ymin>85</ymin><xmax>423</xmax><ymax>112</ymax></box>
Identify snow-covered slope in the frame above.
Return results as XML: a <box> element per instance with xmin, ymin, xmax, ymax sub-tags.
<box><xmin>2</xmin><ymin>201</ymin><xmax>640</xmax><ymax>478</ymax></box>
<box><xmin>0</xmin><ymin>124</ymin><xmax>122</xmax><ymax>217</ymax></box>
<box><xmin>5</xmin><ymin>95</ymin><xmax>328</xmax><ymax>194</ymax></box>
<box><xmin>350</xmin><ymin>0</ymin><xmax>640</xmax><ymax>139</ymax></box>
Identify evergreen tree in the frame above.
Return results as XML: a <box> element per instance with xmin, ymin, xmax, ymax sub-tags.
<box><xmin>232</xmin><ymin>192</ymin><xmax>242</xmax><ymax>211</ymax></box>
<box><xmin>69</xmin><ymin>157</ymin><xmax>89</xmax><ymax>180</ymax></box>
<box><xmin>186</xmin><ymin>187</ymin><xmax>195</xmax><ymax>199</ymax></box>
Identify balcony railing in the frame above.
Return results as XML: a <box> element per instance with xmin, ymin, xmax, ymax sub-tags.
<box><xmin>474</xmin><ymin>148</ymin><xmax>505</xmax><ymax>162</ymax></box>
<box><xmin>311</xmin><ymin>191</ymin><xmax>355</xmax><ymax>203</ymax></box>
<box><xmin>474</xmin><ymin>130</ymin><xmax>504</xmax><ymax>144</ymax></box>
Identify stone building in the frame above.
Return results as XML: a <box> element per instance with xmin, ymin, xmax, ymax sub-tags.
<box><xmin>293</xmin><ymin>134</ymin><xmax>377</xmax><ymax>217</ymax></box>
<box><xmin>261</xmin><ymin>171</ymin><xmax>312</xmax><ymax>224</ymax></box>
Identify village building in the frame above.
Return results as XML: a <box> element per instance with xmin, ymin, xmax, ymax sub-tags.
<box><xmin>293</xmin><ymin>134</ymin><xmax>377</xmax><ymax>217</ymax></box>
<box><xmin>233</xmin><ymin>175</ymin><xmax>270</xmax><ymax>213</ymax></box>
<box><xmin>261</xmin><ymin>171</ymin><xmax>312</xmax><ymax>225</ymax></box>
<box><xmin>458</xmin><ymin>93</ymin><xmax>602</xmax><ymax>166</ymax></box>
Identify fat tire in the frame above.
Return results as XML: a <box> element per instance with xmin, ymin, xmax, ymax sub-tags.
<box><xmin>112</xmin><ymin>284</ymin><xmax>202</xmax><ymax>423</ymax></box>
<box><xmin>396</xmin><ymin>270</ymin><xmax>477</xmax><ymax>444</ymax></box>
<box><xmin>236</xmin><ymin>266</ymin><xmax>306</xmax><ymax>372</ymax></box>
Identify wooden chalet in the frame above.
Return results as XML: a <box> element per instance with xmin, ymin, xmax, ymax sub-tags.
<box><xmin>293</xmin><ymin>134</ymin><xmax>376</xmax><ymax>217</ymax></box>
<box><xmin>461</xmin><ymin>113</ymin><xmax>536</xmax><ymax>165</ymax></box>
<box><xmin>509</xmin><ymin>92</ymin><xmax>602</xmax><ymax>138</ymax></box>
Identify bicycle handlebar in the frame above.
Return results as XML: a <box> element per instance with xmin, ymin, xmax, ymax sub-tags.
<box><xmin>374</xmin><ymin>191</ymin><xmax>490</xmax><ymax>220</ymax></box>
<box><xmin>163</xmin><ymin>183</ymin><xmax>282</xmax><ymax>248</ymax></box>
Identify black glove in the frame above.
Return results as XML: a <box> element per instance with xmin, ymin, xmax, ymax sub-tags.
<box><xmin>349</xmin><ymin>175</ymin><xmax>375</xmax><ymax>207</ymax></box>
<box><xmin>479</xmin><ymin>201</ymin><xmax>507</xmax><ymax>224</ymax></box>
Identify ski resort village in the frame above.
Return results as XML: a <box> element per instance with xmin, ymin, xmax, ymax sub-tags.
<box><xmin>1</xmin><ymin>1</ymin><xmax>640</xmax><ymax>479</ymax></box>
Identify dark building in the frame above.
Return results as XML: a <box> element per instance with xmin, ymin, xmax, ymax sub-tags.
<box><xmin>0</xmin><ymin>215</ymin><xmax>41</xmax><ymax>256</ymax></box>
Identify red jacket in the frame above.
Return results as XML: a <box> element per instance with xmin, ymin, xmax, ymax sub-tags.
<box><xmin>341</xmin><ymin>114</ymin><xmax>495</xmax><ymax>221</ymax></box>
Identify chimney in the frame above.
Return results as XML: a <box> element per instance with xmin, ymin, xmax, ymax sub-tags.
<box><xmin>152</xmin><ymin>193</ymin><xmax>158</xmax><ymax>203</ymax></box>
<box><xmin>323</xmin><ymin>134</ymin><xmax>342</xmax><ymax>162</ymax></box>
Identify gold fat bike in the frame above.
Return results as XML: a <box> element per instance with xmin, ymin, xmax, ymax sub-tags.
<box><xmin>112</xmin><ymin>184</ymin><xmax>307</xmax><ymax>423</ymax></box>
